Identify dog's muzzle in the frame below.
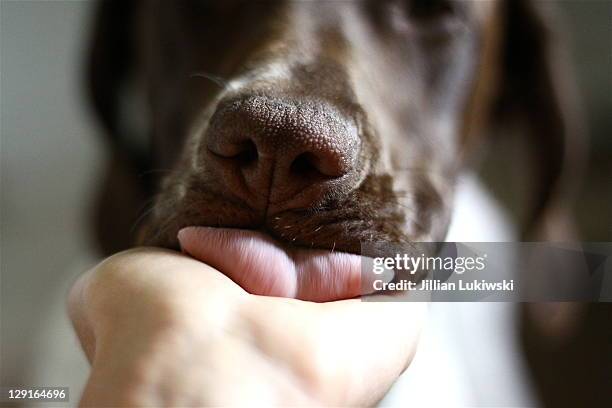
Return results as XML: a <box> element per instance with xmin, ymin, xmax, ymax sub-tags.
<box><xmin>202</xmin><ymin>94</ymin><xmax>361</xmax><ymax>212</ymax></box>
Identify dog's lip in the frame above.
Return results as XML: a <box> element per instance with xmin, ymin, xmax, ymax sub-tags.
<box><xmin>177</xmin><ymin>226</ymin><xmax>392</xmax><ymax>302</ymax></box>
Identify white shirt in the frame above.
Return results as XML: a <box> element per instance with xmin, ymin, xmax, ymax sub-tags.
<box><xmin>380</xmin><ymin>174</ymin><xmax>536</xmax><ymax>407</ymax></box>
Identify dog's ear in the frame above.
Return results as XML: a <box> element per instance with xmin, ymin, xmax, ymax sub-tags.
<box><xmin>86</xmin><ymin>0</ymin><xmax>153</xmax><ymax>255</ymax></box>
<box><xmin>481</xmin><ymin>0</ymin><xmax>585</xmax><ymax>240</ymax></box>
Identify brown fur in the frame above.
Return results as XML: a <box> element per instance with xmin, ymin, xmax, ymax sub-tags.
<box><xmin>86</xmin><ymin>0</ymin><xmax>581</xmax><ymax>255</ymax></box>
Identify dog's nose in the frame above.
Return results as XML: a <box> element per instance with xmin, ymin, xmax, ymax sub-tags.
<box><xmin>204</xmin><ymin>95</ymin><xmax>360</xmax><ymax>207</ymax></box>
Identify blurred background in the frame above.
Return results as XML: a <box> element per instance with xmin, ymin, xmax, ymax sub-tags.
<box><xmin>1</xmin><ymin>1</ymin><xmax>610</xmax><ymax>406</ymax></box>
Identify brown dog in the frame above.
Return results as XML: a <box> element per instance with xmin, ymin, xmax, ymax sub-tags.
<box><xmin>87</xmin><ymin>0</ymin><xmax>581</xmax><ymax>256</ymax></box>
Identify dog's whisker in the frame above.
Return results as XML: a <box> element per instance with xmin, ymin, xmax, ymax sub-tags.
<box><xmin>392</xmin><ymin>188</ymin><xmax>446</xmax><ymax>208</ymax></box>
<box><xmin>145</xmin><ymin>215</ymin><xmax>175</xmax><ymax>245</ymax></box>
<box><xmin>190</xmin><ymin>71</ymin><xmax>229</xmax><ymax>89</ymax></box>
<box><xmin>134</xmin><ymin>196</ymin><xmax>158</xmax><ymax>214</ymax></box>
<box><xmin>131</xmin><ymin>197</ymin><xmax>178</xmax><ymax>234</ymax></box>
<box><xmin>130</xmin><ymin>198</ymin><xmax>167</xmax><ymax>233</ymax></box>
<box><xmin>130</xmin><ymin>205</ymin><xmax>156</xmax><ymax>234</ymax></box>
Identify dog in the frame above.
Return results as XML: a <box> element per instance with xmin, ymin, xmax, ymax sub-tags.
<box><xmin>81</xmin><ymin>1</ymin><xmax>594</xmax><ymax>404</ymax></box>
<box><xmin>86</xmin><ymin>0</ymin><xmax>582</xmax><ymax>257</ymax></box>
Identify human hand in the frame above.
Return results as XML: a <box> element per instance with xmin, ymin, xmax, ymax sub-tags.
<box><xmin>69</xmin><ymin>245</ymin><xmax>424</xmax><ymax>406</ymax></box>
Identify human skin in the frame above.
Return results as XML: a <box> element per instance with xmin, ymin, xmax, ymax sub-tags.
<box><xmin>68</xmin><ymin>247</ymin><xmax>425</xmax><ymax>406</ymax></box>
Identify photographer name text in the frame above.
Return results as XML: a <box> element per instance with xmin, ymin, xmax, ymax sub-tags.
<box><xmin>373</xmin><ymin>278</ymin><xmax>515</xmax><ymax>292</ymax></box>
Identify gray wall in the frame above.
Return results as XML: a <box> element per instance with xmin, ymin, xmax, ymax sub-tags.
<box><xmin>1</xmin><ymin>0</ymin><xmax>101</xmax><ymax>386</ymax></box>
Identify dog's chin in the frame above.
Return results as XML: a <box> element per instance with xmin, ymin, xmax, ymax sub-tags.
<box><xmin>141</xmin><ymin>213</ymin><xmax>402</xmax><ymax>256</ymax></box>
<box><xmin>141</xmin><ymin>202</ymin><xmax>401</xmax><ymax>255</ymax></box>
<box><xmin>175</xmin><ymin>226</ymin><xmax>391</xmax><ymax>301</ymax></box>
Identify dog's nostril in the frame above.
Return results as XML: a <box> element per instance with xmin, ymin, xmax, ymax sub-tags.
<box><xmin>209</xmin><ymin>140</ymin><xmax>258</xmax><ymax>165</ymax></box>
<box><xmin>289</xmin><ymin>151</ymin><xmax>345</xmax><ymax>181</ymax></box>
<box><xmin>290</xmin><ymin>152</ymin><xmax>328</xmax><ymax>179</ymax></box>
<box><xmin>205</xmin><ymin>95</ymin><xmax>360</xmax><ymax>206</ymax></box>
<box><xmin>234</xmin><ymin>140</ymin><xmax>258</xmax><ymax>165</ymax></box>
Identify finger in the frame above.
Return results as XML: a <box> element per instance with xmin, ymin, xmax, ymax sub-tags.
<box><xmin>177</xmin><ymin>226</ymin><xmax>395</xmax><ymax>301</ymax></box>
<box><xmin>67</xmin><ymin>269</ymin><xmax>97</xmax><ymax>362</ymax></box>
<box><xmin>178</xmin><ymin>227</ymin><xmax>387</xmax><ymax>302</ymax></box>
